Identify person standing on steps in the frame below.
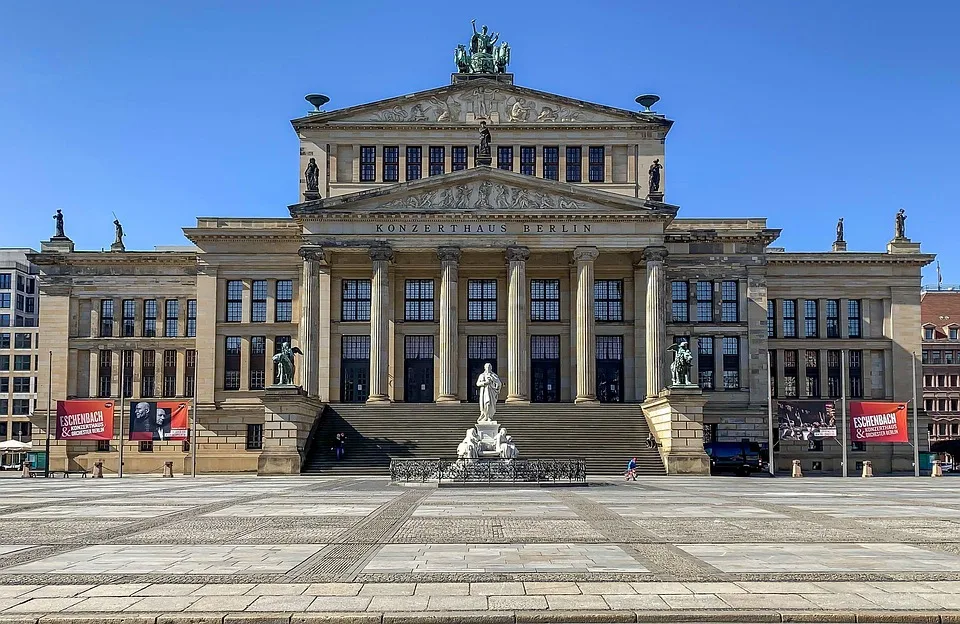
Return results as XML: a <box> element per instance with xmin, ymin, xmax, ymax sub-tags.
<box><xmin>334</xmin><ymin>432</ymin><xmax>346</xmax><ymax>461</ymax></box>
<box><xmin>625</xmin><ymin>456</ymin><xmax>638</xmax><ymax>481</ymax></box>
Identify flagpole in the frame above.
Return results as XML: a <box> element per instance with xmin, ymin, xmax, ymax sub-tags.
<box><xmin>767</xmin><ymin>350</ymin><xmax>775</xmax><ymax>476</ymax></box>
<box><xmin>44</xmin><ymin>350</ymin><xmax>52</xmax><ymax>478</ymax></box>
<box><xmin>841</xmin><ymin>349</ymin><xmax>848</xmax><ymax>478</ymax></box>
<box><xmin>191</xmin><ymin>353</ymin><xmax>198</xmax><ymax>478</ymax></box>
<box><xmin>118</xmin><ymin>362</ymin><xmax>125</xmax><ymax>479</ymax></box>
<box><xmin>913</xmin><ymin>352</ymin><xmax>920</xmax><ymax>477</ymax></box>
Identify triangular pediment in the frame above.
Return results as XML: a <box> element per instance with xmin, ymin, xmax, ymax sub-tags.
<box><xmin>290</xmin><ymin>167</ymin><xmax>677</xmax><ymax>218</ymax></box>
<box><xmin>292</xmin><ymin>79</ymin><xmax>671</xmax><ymax>127</ymax></box>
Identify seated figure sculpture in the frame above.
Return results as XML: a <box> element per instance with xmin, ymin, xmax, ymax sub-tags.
<box><xmin>501</xmin><ymin>436</ymin><xmax>518</xmax><ymax>459</ymax></box>
<box><xmin>457</xmin><ymin>427</ymin><xmax>481</xmax><ymax>459</ymax></box>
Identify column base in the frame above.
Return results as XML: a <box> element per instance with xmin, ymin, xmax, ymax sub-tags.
<box><xmin>642</xmin><ymin>387</ymin><xmax>710</xmax><ymax>476</ymax></box>
<box><xmin>436</xmin><ymin>395</ymin><xmax>461</xmax><ymax>404</ymax></box>
<box><xmin>574</xmin><ymin>397</ymin><xmax>599</xmax><ymax>405</ymax></box>
<box><xmin>366</xmin><ymin>395</ymin><xmax>392</xmax><ymax>404</ymax></box>
<box><xmin>505</xmin><ymin>397</ymin><xmax>530</xmax><ymax>404</ymax></box>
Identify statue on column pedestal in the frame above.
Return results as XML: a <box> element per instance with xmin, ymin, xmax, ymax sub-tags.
<box><xmin>895</xmin><ymin>209</ymin><xmax>907</xmax><ymax>239</ymax></box>
<box><xmin>836</xmin><ymin>218</ymin><xmax>844</xmax><ymax>243</ymax></box>
<box><xmin>272</xmin><ymin>341</ymin><xmax>303</xmax><ymax>386</ymax></box>
<box><xmin>53</xmin><ymin>209</ymin><xmax>66</xmax><ymax>238</ymax></box>
<box><xmin>668</xmin><ymin>340</ymin><xmax>695</xmax><ymax>387</ymax></box>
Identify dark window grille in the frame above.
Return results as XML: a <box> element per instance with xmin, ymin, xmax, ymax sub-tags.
<box><xmin>848</xmin><ymin>300</ymin><xmax>862</xmax><ymax>338</ymax></box>
<box><xmin>783</xmin><ymin>350</ymin><xmax>798</xmax><ymax>397</ymax></box>
<box><xmin>246</xmin><ymin>424</ymin><xmax>263</xmax><ymax>450</ymax></box>
<box><xmin>162</xmin><ymin>349</ymin><xmax>177</xmax><ymax>397</ymax></box>
<box><xmin>531</xmin><ymin>279</ymin><xmax>560</xmax><ymax>322</ymax></box>
<box><xmin>97</xmin><ymin>440</ymin><xmax>110</xmax><ymax>452</ymax></box>
<box><xmin>804</xmin><ymin>300</ymin><xmax>818</xmax><ymax>338</ymax></box>
<box><xmin>594</xmin><ymin>280</ymin><xmax>623</xmax><ymax>322</ymax></box>
<box><xmin>767</xmin><ymin>300</ymin><xmax>776</xmax><ymax>338</ymax></box>
<box><xmin>342</xmin><ymin>280</ymin><xmax>372</xmax><ymax>321</ymax></box>
<box><xmin>383</xmin><ymin>146</ymin><xmax>399</xmax><ymax>182</ymax></box>
<box><xmin>250</xmin><ymin>336</ymin><xmax>266</xmax><ymax>390</ymax></box>
<box><xmin>588</xmin><ymin>146</ymin><xmax>604</xmax><ymax>182</ymax></box>
<box><xmin>722</xmin><ymin>337</ymin><xmax>740</xmax><ymax>389</ymax></box>
<box><xmin>826</xmin><ymin>299</ymin><xmax>840</xmax><ymax>338</ymax></box>
<box><xmin>827</xmin><ymin>350</ymin><xmax>841</xmax><ymax>398</ymax></box>
<box><xmin>782</xmin><ymin>300</ymin><xmax>797</xmax><ymax>338</ymax></box>
<box><xmin>122</xmin><ymin>350</ymin><xmax>134</xmax><ymax>398</ymax></box>
<box><xmin>224</xmin><ymin>337</ymin><xmax>241</xmax><ymax>391</ymax></box>
<box><xmin>100</xmin><ymin>300</ymin><xmax>114</xmax><ymax>337</ymax></box>
<box><xmin>698</xmin><ymin>337</ymin><xmax>714</xmax><ymax>389</ymax></box>
<box><xmin>805</xmin><ymin>349</ymin><xmax>819</xmax><ymax>397</ymax></box>
<box><xmin>184</xmin><ymin>349</ymin><xmax>196</xmax><ymax>397</ymax></box>
<box><xmin>697</xmin><ymin>281</ymin><xmax>713</xmax><ymax>322</ymax></box>
<box><xmin>452</xmin><ymin>146</ymin><xmax>468</xmax><ymax>171</ymax></box>
<box><xmin>565</xmin><ymin>146</ymin><xmax>582</xmax><ymax>182</ymax></box>
<box><xmin>404</xmin><ymin>280</ymin><xmax>434</xmax><ymax>321</ymax></box>
<box><xmin>0</xmin><ymin>333</ymin><xmax>7</xmax><ymax>349</ymax></box>
<box><xmin>98</xmin><ymin>349</ymin><xmax>112</xmax><ymax>398</ymax></box>
<box><xmin>225</xmin><ymin>281</ymin><xmax>242</xmax><ymax>323</ymax></box>
<box><xmin>275</xmin><ymin>280</ymin><xmax>293</xmax><ymax>322</ymax></box>
<box><xmin>187</xmin><ymin>300</ymin><xmax>197</xmax><ymax>337</ymax></box>
<box><xmin>671</xmin><ymin>281</ymin><xmax>688</xmax><ymax>322</ymax></box>
<box><xmin>12</xmin><ymin>377</ymin><xmax>30</xmax><ymax>393</ymax></box>
<box><xmin>429</xmin><ymin>146</ymin><xmax>445</xmax><ymax>176</ymax></box>
<box><xmin>13</xmin><ymin>354</ymin><xmax>29</xmax><ymax>371</ymax></box>
<box><xmin>543</xmin><ymin>146</ymin><xmax>559</xmax><ymax>180</ymax></box>
<box><xmin>360</xmin><ymin>146</ymin><xmax>376</xmax><ymax>182</ymax></box>
<box><xmin>596</xmin><ymin>335</ymin><xmax>623</xmax><ymax>360</ymax></box>
<box><xmin>849</xmin><ymin>349</ymin><xmax>863</xmax><ymax>397</ymax></box>
<box><xmin>531</xmin><ymin>335</ymin><xmax>560</xmax><ymax>360</ymax></box>
<box><xmin>468</xmin><ymin>336</ymin><xmax>497</xmax><ymax>359</ymax></box>
<box><xmin>520</xmin><ymin>146</ymin><xmax>535</xmax><ymax>175</ymax></box>
<box><xmin>342</xmin><ymin>335</ymin><xmax>371</xmax><ymax>359</ymax></box>
<box><xmin>122</xmin><ymin>299</ymin><xmax>135</xmax><ymax>337</ymax></box>
<box><xmin>139</xmin><ymin>441</ymin><xmax>153</xmax><ymax>452</ymax></box>
<box><xmin>497</xmin><ymin>146</ymin><xmax>513</xmax><ymax>171</ymax></box>
<box><xmin>404</xmin><ymin>335</ymin><xmax>434</xmax><ymax>359</ymax></box>
<box><xmin>721</xmin><ymin>281</ymin><xmax>739</xmax><ymax>322</ymax></box>
<box><xmin>0</xmin><ymin>274</ymin><xmax>8</xmax><ymax>289</ymax></box>
<box><xmin>406</xmin><ymin>146</ymin><xmax>422</xmax><ymax>180</ymax></box>
<box><xmin>165</xmin><ymin>300</ymin><xmax>179</xmax><ymax>337</ymax></box>
<box><xmin>251</xmin><ymin>280</ymin><xmax>267</xmax><ymax>323</ymax></box>
<box><xmin>467</xmin><ymin>280</ymin><xmax>497</xmax><ymax>321</ymax></box>
<box><xmin>141</xmin><ymin>349</ymin><xmax>156</xmax><ymax>397</ymax></box>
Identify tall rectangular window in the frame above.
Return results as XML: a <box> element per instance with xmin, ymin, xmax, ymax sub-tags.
<box><xmin>165</xmin><ymin>300</ymin><xmax>179</xmax><ymax>337</ymax></box>
<box><xmin>141</xmin><ymin>349</ymin><xmax>155</xmax><ymax>397</ymax></box>
<box><xmin>805</xmin><ymin>349</ymin><xmax>819</xmax><ymax>397</ymax></box>
<box><xmin>849</xmin><ymin>349</ymin><xmax>863</xmax><ymax>397</ymax></box>
<box><xmin>467</xmin><ymin>280</ymin><xmax>497</xmax><ymax>321</ymax></box>
<box><xmin>543</xmin><ymin>146</ymin><xmax>559</xmax><ymax>180</ymax></box>
<box><xmin>383</xmin><ymin>146</ymin><xmax>399</xmax><ymax>182</ymax></box>
<box><xmin>143</xmin><ymin>300</ymin><xmax>157</xmax><ymax>337</ymax></box>
<box><xmin>497</xmin><ymin>146</ymin><xmax>513</xmax><ymax>171</ymax></box>
<box><xmin>588</xmin><ymin>146</ymin><xmax>604</xmax><ymax>182</ymax></box>
<box><xmin>452</xmin><ymin>146</ymin><xmax>467</xmax><ymax>171</ymax></box>
<box><xmin>767</xmin><ymin>300</ymin><xmax>776</xmax><ymax>338</ymax></box>
<box><xmin>804</xmin><ymin>300</ymin><xmax>818</xmax><ymax>338</ymax></box>
<box><xmin>824</xmin><ymin>299</ymin><xmax>840</xmax><ymax>338</ymax></box>
<box><xmin>226</xmin><ymin>280</ymin><xmax>243</xmax><ymax>323</ymax></box>
<box><xmin>722</xmin><ymin>337</ymin><xmax>740</xmax><ymax>389</ymax></box>
<box><xmin>100</xmin><ymin>300</ymin><xmax>114</xmax><ymax>337</ymax></box>
<box><xmin>342</xmin><ymin>280</ymin><xmax>371</xmax><ymax>321</ymax></box>
<box><xmin>97</xmin><ymin>349</ymin><xmax>112</xmax><ymax>398</ymax></box>
<box><xmin>121</xmin><ymin>350</ymin><xmax>134</xmax><ymax>398</ymax></box>
<box><xmin>250</xmin><ymin>336</ymin><xmax>266</xmax><ymax>390</ymax></box>
<box><xmin>782</xmin><ymin>300</ymin><xmax>797</xmax><ymax>338</ymax></box>
<box><xmin>184</xmin><ymin>349</ymin><xmax>196</xmax><ymax>397</ymax></box>
<box><xmin>122</xmin><ymin>300</ymin><xmax>135</xmax><ymax>337</ymax></box>
<box><xmin>721</xmin><ymin>281</ymin><xmax>739</xmax><ymax>322</ymax></box>
<box><xmin>13</xmin><ymin>333</ymin><xmax>30</xmax><ymax>349</ymax></box>
<box><xmin>696</xmin><ymin>281</ymin><xmax>713</xmax><ymax>322</ymax></box>
<box><xmin>360</xmin><ymin>146</ymin><xmax>376</xmax><ymax>182</ymax></box>
<box><xmin>520</xmin><ymin>146</ymin><xmax>536</xmax><ymax>176</ymax></box>
<box><xmin>275</xmin><ymin>280</ymin><xmax>293</xmax><ymax>322</ymax></box>
<box><xmin>246</xmin><ymin>424</ymin><xmax>264</xmax><ymax>450</ymax></box>
<box><xmin>671</xmin><ymin>281</ymin><xmax>689</xmax><ymax>322</ymax></box>
<box><xmin>224</xmin><ymin>337</ymin><xmax>241</xmax><ymax>390</ymax></box>
<box><xmin>698</xmin><ymin>337</ymin><xmax>714</xmax><ymax>390</ymax></box>
<box><xmin>0</xmin><ymin>274</ymin><xmax>9</xmax><ymax>289</ymax></box>
<box><xmin>565</xmin><ymin>146</ymin><xmax>582</xmax><ymax>182</ymax></box>
<box><xmin>162</xmin><ymin>349</ymin><xmax>177</xmax><ymax>397</ymax></box>
<box><xmin>0</xmin><ymin>333</ymin><xmax>7</xmax><ymax>348</ymax></box>
<box><xmin>406</xmin><ymin>146</ymin><xmax>422</xmax><ymax>180</ymax></box>
<box><xmin>13</xmin><ymin>355</ymin><xmax>30</xmax><ymax>371</ymax></box>
<box><xmin>187</xmin><ymin>299</ymin><xmax>197</xmax><ymax>337</ymax></box>
<box><xmin>595</xmin><ymin>280</ymin><xmax>624</xmax><ymax>322</ymax></box>
<box><xmin>0</xmin><ymin>293</ymin><xmax>9</xmax><ymax>308</ymax></box>
<box><xmin>827</xmin><ymin>350</ymin><xmax>841</xmax><ymax>398</ymax></box>
<box><xmin>530</xmin><ymin>279</ymin><xmax>560</xmax><ymax>322</ymax></box>
<box><xmin>784</xmin><ymin>349</ymin><xmax>798</xmax><ymax>397</ymax></box>
<box><xmin>404</xmin><ymin>280</ymin><xmax>434</xmax><ymax>321</ymax></box>
<box><xmin>251</xmin><ymin>280</ymin><xmax>267</xmax><ymax>323</ymax></box>
<box><xmin>848</xmin><ymin>300</ymin><xmax>862</xmax><ymax>338</ymax></box>
<box><xmin>429</xmin><ymin>146</ymin><xmax>445</xmax><ymax>176</ymax></box>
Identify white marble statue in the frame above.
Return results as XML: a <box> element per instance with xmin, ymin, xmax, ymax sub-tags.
<box><xmin>476</xmin><ymin>363</ymin><xmax>502</xmax><ymax>423</ymax></box>
<box><xmin>501</xmin><ymin>435</ymin><xmax>518</xmax><ymax>459</ymax></box>
<box><xmin>457</xmin><ymin>427</ymin><xmax>481</xmax><ymax>459</ymax></box>
<box><xmin>494</xmin><ymin>427</ymin><xmax>509</xmax><ymax>455</ymax></box>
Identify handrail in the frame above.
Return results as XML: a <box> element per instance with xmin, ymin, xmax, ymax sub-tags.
<box><xmin>300</xmin><ymin>403</ymin><xmax>327</xmax><ymax>471</ymax></box>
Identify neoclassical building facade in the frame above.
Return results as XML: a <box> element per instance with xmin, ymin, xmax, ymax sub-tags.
<box><xmin>30</xmin><ymin>65</ymin><xmax>934</xmax><ymax>474</ymax></box>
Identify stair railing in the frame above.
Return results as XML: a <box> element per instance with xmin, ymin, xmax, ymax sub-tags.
<box><xmin>300</xmin><ymin>404</ymin><xmax>328</xmax><ymax>472</ymax></box>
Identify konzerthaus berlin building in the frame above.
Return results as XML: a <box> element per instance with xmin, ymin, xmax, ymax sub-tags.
<box><xmin>29</xmin><ymin>36</ymin><xmax>934</xmax><ymax>475</ymax></box>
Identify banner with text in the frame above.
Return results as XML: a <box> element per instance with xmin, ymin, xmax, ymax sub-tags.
<box><xmin>128</xmin><ymin>401</ymin><xmax>189</xmax><ymax>441</ymax></box>
<box><xmin>850</xmin><ymin>401</ymin><xmax>909</xmax><ymax>443</ymax></box>
<box><xmin>777</xmin><ymin>400</ymin><xmax>838</xmax><ymax>439</ymax></box>
<box><xmin>56</xmin><ymin>400</ymin><xmax>115</xmax><ymax>440</ymax></box>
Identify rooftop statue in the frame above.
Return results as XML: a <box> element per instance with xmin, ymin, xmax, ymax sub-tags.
<box><xmin>895</xmin><ymin>208</ymin><xmax>907</xmax><ymax>239</ymax></box>
<box><xmin>454</xmin><ymin>20</ymin><xmax>510</xmax><ymax>75</ymax></box>
<box><xmin>836</xmin><ymin>217</ymin><xmax>844</xmax><ymax>243</ymax></box>
<box><xmin>53</xmin><ymin>209</ymin><xmax>65</xmax><ymax>238</ymax></box>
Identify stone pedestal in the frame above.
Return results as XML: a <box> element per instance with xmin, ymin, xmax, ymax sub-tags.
<box><xmin>303</xmin><ymin>189</ymin><xmax>321</xmax><ymax>201</ymax></box>
<box><xmin>41</xmin><ymin>237</ymin><xmax>74</xmax><ymax>253</ymax></box>
<box><xmin>476</xmin><ymin>154</ymin><xmax>492</xmax><ymax>166</ymax></box>
<box><xmin>258</xmin><ymin>384</ymin><xmax>325</xmax><ymax>475</ymax></box>
<box><xmin>647</xmin><ymin>191</ymin><xmax>665</xmax><ymax>203</ymax></box>
<box><xmin>641</xmin><ymin>386</ymin><xmax>710</xmax><ymax>475</ymax></box>
<box><xmin>831</xmin><ymin>241</ymin><xmax>847</xmax><ymax>252</ymax></box>
<box><xmin>110</xmin><ymin>242</ymin><xmax>126</xmax><ymax>252</ymax></box>
<box><xmin>475</xmin><ymin>421</ymin><xmax>500</xmax><ymax>456</ymax></box>
<box><xmin>887</xmin><ymin>238</ymin><xmax>922</xmax><ymax>254</ymax></box>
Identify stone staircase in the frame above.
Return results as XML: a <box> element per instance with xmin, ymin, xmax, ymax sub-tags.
<box><xmin>302</xmin><ymin>403</ymin><xmax>664</xmax><ymax>476</ymax></box>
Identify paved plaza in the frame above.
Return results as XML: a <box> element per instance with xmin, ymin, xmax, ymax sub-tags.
<box><xmin>1</xmin><ymin>475</ymin><xmax>960</xmax><ymax>622</ymax></box>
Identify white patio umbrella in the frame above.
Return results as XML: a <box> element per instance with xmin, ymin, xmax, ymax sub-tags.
<box><xmin>0</xmin><ymin>440</ymin><xmax>33</xmax><ymax>452</ymax></box>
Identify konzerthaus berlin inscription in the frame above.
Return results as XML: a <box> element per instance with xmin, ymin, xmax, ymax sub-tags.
<box><xmin>29</xmin><ymin>24</ymin><xmax>934</xmax><ymax>476</ymax></box>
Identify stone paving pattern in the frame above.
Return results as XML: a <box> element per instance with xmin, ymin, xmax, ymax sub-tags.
<box><xmin>1</xmin><ymin>475</ymin><xmax>960</xmax><ymax>621</ymax></box>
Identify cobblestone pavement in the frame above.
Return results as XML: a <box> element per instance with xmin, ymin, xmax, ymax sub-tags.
<box><xmin>1</xmin><ymin>475</ymin><xmax>960</xmax><ymax>622</ymax></box>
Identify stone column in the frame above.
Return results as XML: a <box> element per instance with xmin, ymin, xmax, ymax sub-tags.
<box><xmin>506</xmin><ymin>246</ymin><xmax>530</xmax><ymax>403</ymax></box>
<box><xmin>437</xmin><ymin>247</ymin><xmax>461</xmax><ymax>403</ymax></box>
<box><xmin>644</xmin><ymin>246</ymin><xmax>669</xmax><ymax>399</ymax></box>
<box><xmin>367</xmin><ymin>245</ymin><xmax>393</xmax><ymax>403</ymax></box>
<box><xmin>574</xmin><ymin>247</ymin><xmax>599</xmax><ymax>404</ymax></box>
<box><xmin>297</xmin><ymin>246</ymin><xmax>325</xmax><ymax>396</ymax></box>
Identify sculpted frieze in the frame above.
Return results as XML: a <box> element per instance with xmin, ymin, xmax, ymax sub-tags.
<box><xmin>379</xmin><ymin>182</ymin><xmax>582</xmax><ymax>212</ymax></box>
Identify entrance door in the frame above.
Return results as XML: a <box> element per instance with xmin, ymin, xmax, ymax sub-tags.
<box><xmin>467</xmin><ymin>336</ymin><xmax>497</xmax><ymax>403</ymax></box>
<box><xmin>404</xmin><ymin>335</ymin><xmax>434</xmax><ymax>403</ymax></box>
<box><xmin>596</xmin><ymin>335</ymin><xmax>624</xmax><ymax>403</ymax></box>
<box><xmin>340</xmin><ymin>335</ymin><xmax>370</xmax><ymax>403</ymax></box>
<box><xmin>530</xmin><ymin>335</ymin><xmax>560</xmax><ymax>403</ymax></box>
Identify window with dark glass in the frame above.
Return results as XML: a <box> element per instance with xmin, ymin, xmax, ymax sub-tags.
<box><xmin>452</xmin><ymin>146</ymin><xmax>467</xmax><ymax>171</ymax></box>
<box><xmin>543</xmin><ymin>146</ymin><xmax>559</xmax><ymax>180</ymax></box>
<box><xmin>520</xmin><ymin>146</ymin><xmax>536</xmax><ymax>175</ymax></box>
<box><xmin>720</xmin><ymin>281</ymin><xmax>739</xmax><ymax>322</ymax></box>
<box><xmin>848</xmin><ymin>300</ymin><xmax>862</xmax><ymax>338</ymax></box>
<box><xmin>97</xmin><ymin>439</ymin><xmax>110</xmax><ymax>452</ymax></box>
<box><xmin>595</xmin><ymin>280</ymin><xmax>624</xmax><ymax>322</ymax></box>
<box><xmin>121</xmin><ymin>350</ymin><xmax>134</xmax><ymax>398</ymax></box>
<box><xmin>16</xmin><ymin>276</ymin><xmax>23</xmax><ymax>291</ymax></box>
<box><xmin>187</xmin><ymin>299</ymin><xmax>197</xmax><ymax>337</ymax></box>
<box><xmin>246</xmin><ymin>423</ymin><xmax>264</xmax><ymax>450</ymax></box>
<box><xmin>13</xmin><ymin>355</ymin><xmax>30</xmax><ymax>371</ymax></box>
<box><xmin>767</xmin><ymin>300</ymin><xmax>776</xmax><ymax>338</ymax></box>
<box><xmin>782</xmin><ymin>300</ymin><xmax>797</xmax><ymax>338</ymax></box>
<box><xmin>184</xmin><ymin>349</ymin><xmax>196</xmax><ymax>397</ymax></box>
<box><xmin>784</xmin><ymin>349</ymin><xmax>798</xmax><ymax>397</ymax></box>
<box><xmin>0</xmin><ymin>355</ymin><xmax>8</xmax><ymax>371</ymax></box>
<box><xmin>565</xmin><ymin>146</ymin><xmax>582</xmax><ymax>182</ymax></box>
<box><xmin>122</xmin><ymin>300</ymin><xmax>135</xmax><ymax>337</ymax></box>
<box><xmin>12</xmin><ymin>399</ymin><xmax>30</xmax><ymax>415</ymax></box>
<box><xmin>165</xmin><ymin>299</ymin><xmax>179</xmax><ymax>337</ymax></box>
<box><xmin>932</xmin><ymin>350</ymin><xmax>942</xmax><ymax>364</ymax></box>
<box><xmin>142</xmin><ymin>299</ymin><xmax>157</xmax><ymax>337</ymax></box>
<box><xmin>0</xmin><ymin>333</ymin><xmax>7</xmax><ymax>348</ymax></box>
<box><xmin>224</xmin><ymin>337</ymin><xmax>241</xmax><ymax>391</ymax></box>
<box><xmin>429</xmin><ymin>146</ymin><xmax>445</xmax><ymax>176</ymax></box>
<box><xmin>13</xmin><ymin>333</ymin><xmax>30</xmax><ymax>349</ymax></box>
<box><xmin>141</xmin><ymin>349</ymin><xmax>156</xmax><ymax>397</ymax></box>
<box><xmin>139</xmin><ymin>441</ymin><xmax>153</xmax><ymax>452</ymax></box>
<box><xmin>467</xmin><ymin>280</ymin><xmax>497</xmax><ymax>321</ymax></box>
<box><xmin>360</xmin><ymin>146</ymin><xmax>376</xmax><ymax>182</ymax></box>
<box><xmin>698</xmin><ymin>337</ymin><xmax>714</xmax><ymax>389</ymax></box>
<box><xmin>0</xmin><ymin>294</ymin><xmax>8</xmax><ymax>309</ymax></box>
<box><xmin>693</xmin><ymin>281</ymin><xmax>712</xmax><ymax>322</ymax></box>
<box><xmin>827</xmin><ymin>350</ymin><xmax>841</xmax><ymax>398</ymax></box>
<box><xmin>404</xmin><ymin>280</ymin><xmax>434</xmax><ymax>321</ymax></box>
<box><xmin>225</xmin><ymin>280</ymin><xmax>242</xmax><ymax>323</ymax></box>
<box><xmin>342</xmin><ymin>280</ymin><xmax>372</xmax><ymax>321</ymax></box>
<box><xmin>0</xmin><ymin>314</ymin><xmax>9</xmax><ymax>327</ymax></box>
<box><xmin>162</xmin><ymin>349</ymin><xmax>177</xmax><ymax>397</ymax></box>
<box><xmin>383</xmin><ymin>146</ymin><xmax>399</xmax><ymax>181</ymax></box>
<box><xmin>100</xmin><ymin>300</ymin><xmax>114</xmax><ymax>337</ymax></box>
<box><xmin>0</xmin><ymin>378</ymin><xmax>7</xmax><ymax>393</ymax></box>
<box><xmin>276</xmin><ymin>280</ymin><xmax>293</xmax><ymax>322</ymax></box>
<box><xmin>15</xmin><ymin>294</ymin><xmax>23</xmax><ymax>311</ymax></box>
<box><xmin>531</xmin><ymin>279</ymin><xmax>560</xmax><ymax>322</ymax></box>
<box><xmin>0</xmin><ymin>274</ymin><xmax>9</xmax><ymax>289</ymax></box>
<box><xmin>251</xmin><ymin>280</ymin><xmax>267</xmax><ymax>323</ymax></box>
<box><xmin>250</xmin><ymin>336</ymin><xmax>266</xmax><ymax>390</ymax></box>
<box><xmin>671</xmin><ymin>281</ymin><xmax>688</xmax><ymax>322</ymax></box>
<box><xmin>497</xmin><ymin>146</ymin><xmax>513</xmax><ymax>171</ymax></box>
<box><xmin>826</xmin><ymin>299</ymin><xmax>840</xmax><ymax>338</ymax></box>
<box><xmin>97</xmin><ymin>349</ymin><xmax>112</xmax><ymax>398</ymax></box>
<box><xmin>406</xmin><ymin>146</ymin><xmax>422</xmax><ymax>180</ymax></box>
<box><xmin>804</xmin><ymin>350</ymin><xmax>819</xmax><ymax>397</ymax></box>
<box><xmin>24</xmin><ymin>297</ymin><xmax>35</xmax><ymax>314</ymax></box>
<box><xmin>588</xmin><ymin>146</ymin><xmax>604</xmax><ymax>182</ymax></box>
<box><xmin>722</xmin><ymin>337</ymin><xmax>740</xmax><ymax>389</ymax></box>
<box><xmin>849</xmin><ymin>349</ymin><xmax>863</xmax><ymax>397</ymax></box>
<box><xmin>12</xmin><ymin>377</ymin><xmax>29</xmax><ymax>393</ymax></box>
<box><xmin>804</xmin><ymin>300</ymin><xmax>818</xmax><ymax>338</ymax></box>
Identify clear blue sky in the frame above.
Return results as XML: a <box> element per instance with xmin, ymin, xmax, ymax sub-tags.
<box><xmin>2</xmin><ymin>1</ymin><xmax>956</xmax><ymax>285</ymax></box>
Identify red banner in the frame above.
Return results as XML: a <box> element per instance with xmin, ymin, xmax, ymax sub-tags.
<box><xmin>850</xmin><ymin>401</ymin><xmax>909</xmax><ymax>443</ymax></box>
<box><xmin>56</xmin><ymin>400</ymin><xmax>115</xmax><ymax>440</ymax></box>
<box><xmin>129</xmin><ymin>401</ymin><xmax>189</xmax><ymax>441</ymax></box>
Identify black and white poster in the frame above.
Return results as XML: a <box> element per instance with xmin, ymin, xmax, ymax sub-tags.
<box><xmin>777</xmin><ymin>400</ymin><xmax>837</xmax><ymax>439</ymax></box>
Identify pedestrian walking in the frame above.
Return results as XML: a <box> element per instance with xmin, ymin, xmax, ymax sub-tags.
<box><xmin>625</xmin><ymin>456</ymin><xmax>637</xmax><ymax>481</ymax></box>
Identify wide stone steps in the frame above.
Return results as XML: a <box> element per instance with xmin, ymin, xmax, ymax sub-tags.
<box><xmin>302</xmin><ymin>403</ymin><xmax>665</xmax><ymax>476</ymax></box>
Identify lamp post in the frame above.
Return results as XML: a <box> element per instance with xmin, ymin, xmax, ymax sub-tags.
<box><xmin>44</xmin><ymin>350</ymin><xmax>52</xmax><ymax>478</ymax></box>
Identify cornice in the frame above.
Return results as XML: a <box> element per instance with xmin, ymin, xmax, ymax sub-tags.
<box><xmin>767</xmin><ymin>252</ymin><xmax>936</xmax><ymax>266</ymax></box>
<box><xmin>665</xmin><ymin>229</ymin><xmax>781</xmax><ymax>246</ymax></box>
<box><xmin>30</xmin><ymin>252</ymin><xmax>197</xmax><ymax>268</ymax></box>
<box><xmin>306</xmin><ymin>211</ymin><xmax>673</xmax><ymax>222</ymax></box>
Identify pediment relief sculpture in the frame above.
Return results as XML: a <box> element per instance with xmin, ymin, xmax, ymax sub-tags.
<box><xmin>377</xmin><ymin>182</ymin><xmax>585</xmax><ymax>212</ymax></box>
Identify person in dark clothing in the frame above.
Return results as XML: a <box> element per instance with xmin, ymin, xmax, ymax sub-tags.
<box><xmin>335</xmin><ymin>432</ymin><xmax>346</xmax><ymax>460</ymax></box>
